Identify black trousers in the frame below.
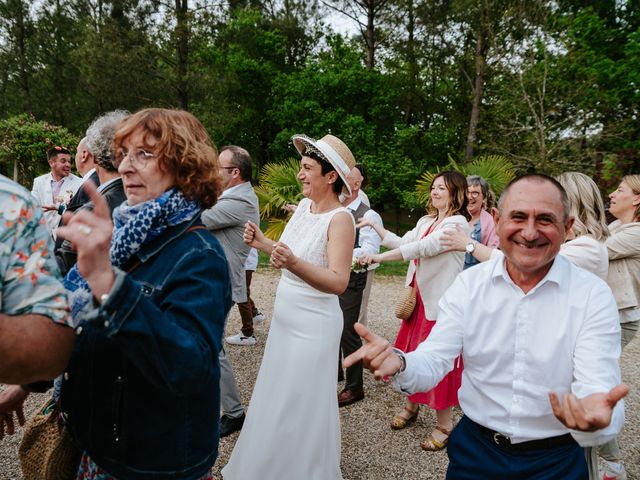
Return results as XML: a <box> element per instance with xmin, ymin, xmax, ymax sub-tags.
<box><xmin>338</xmin><ymin>271</ymin><xmax>367</xmax><ymax>390</ymax></box>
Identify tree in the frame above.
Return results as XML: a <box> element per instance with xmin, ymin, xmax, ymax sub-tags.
<box><xmin>321</xmin><ymin>0</ymin><xmax>395</xmax><ymax>69</ymax></box>
<box><xmin>72</xmin><ymin>0</ymin><xmax>166</xmax><ymax>118</ymax></box>
<box><xmin>0</xmin><ymin>114</ymin><xmax>78</xmax><ymax>186</ymax></box>
<box><xmin>192</xmin><ymin>8</ymin><xmax>310</xmax><ymax>169</ymax></box>
<box><xmin>0</xmin><ymin>0</ymin><xmax>35</xmax><ymax>113</ymax></box>
<box><xmin>481</xmin><ymin>3</ymin><xmax>639</xmax><ymax>177</ymax></box>
<box><xmin>30</xmin><ymin>0</ymin><xmax>84</xmax><ymax>127</ymax></box>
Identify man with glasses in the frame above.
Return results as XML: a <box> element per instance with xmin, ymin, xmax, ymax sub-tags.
<box><xmin>32</xmin><ymin>146</ymin><xmax>84</xmax><ymax>235</ymax></box>
<box><xmin>202</xmin><ymin>145</ymin><xmax>260</xmax><ymax>437</ymax></box>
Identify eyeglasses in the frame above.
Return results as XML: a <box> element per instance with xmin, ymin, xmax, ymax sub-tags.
<box><xmin>115</xmin><ymin>148</ymin><xmax>155</xmax><ymax>170</ymax></box>
<box><xmin>467</xmin><ymin>191</ymin><xmax>482</xmax><ymax>199</ymax></box>
<box><xmin>220</xmin><ymin>166</ymin><xmax>238</xmax><ymax>172</ymax></box>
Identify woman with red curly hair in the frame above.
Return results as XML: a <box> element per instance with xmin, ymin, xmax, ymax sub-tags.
<box><xmin>57</xmin><ymin>108</ymin><xmax>232</xmax><ymax>480</ymax></box>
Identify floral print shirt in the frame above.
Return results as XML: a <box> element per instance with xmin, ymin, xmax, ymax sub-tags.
<box><xmin>0</xmin><ymin>175</ymin><xmax>70</xmax><ymax>325</ymax></box>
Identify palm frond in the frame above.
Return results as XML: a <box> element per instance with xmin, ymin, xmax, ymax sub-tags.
<box><xmin>415</xmin><ymin>155</ymin><xmax>515</xmax><ymax>204</ymax></box>
<box><xmin>256</xmin><ymin>158</ymin><xmax>303</xmax><ymax>220</ymax></box>
<box><xmin>264</xmin><ymin>217</ymin><xmax>289</xmax><ymax>241</ymax></box>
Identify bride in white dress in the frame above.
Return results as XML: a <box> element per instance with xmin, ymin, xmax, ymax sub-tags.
<box><xmin>222</xmin><ymin>134</ymin><xmax>356</xmax><ymax>480</ymax></box>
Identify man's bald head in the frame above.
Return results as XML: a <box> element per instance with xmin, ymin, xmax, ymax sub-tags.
<box><xmin>347</xmin><ymin>167</ymin><xmax>363</xmax><ymax>194</ymax></box>
<box><xmin>498</xmin><ymin>174</ymin><xmax>569</xmax><ymax>221</ymax></box>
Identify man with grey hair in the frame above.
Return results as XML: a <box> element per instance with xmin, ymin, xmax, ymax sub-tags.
<box><xmin>55</xmin><ymin>110</ymin><xmax>129</xmax><ymax>274</ymax></box>
<box><xmin>348</xmin><ymin>174</ymin><xmax>626</xmax><ymax>479</ymax></box>
<box><xmin>202</xmin><ymin>145</ymin><xmax>260</xmax><ymax>437</ymax></box>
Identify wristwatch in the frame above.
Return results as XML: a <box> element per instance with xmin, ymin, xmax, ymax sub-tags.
<box><xmin>466</xmin><ymin>240</ymin><xmax>477</xmax><ymax>254</ymax></box>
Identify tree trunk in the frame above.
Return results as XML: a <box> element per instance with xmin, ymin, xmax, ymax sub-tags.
<box><xmin>15</xmin><ymin>0</ymin><xmax>33</xmax><ymax>113</ymax></box>
<box><xmin>465</xmin><ymin>28</ymin><xmax>487</xmax><ymax>163</ymax></box>
<box><xmin>175</xmin><ymin>0</ymin><xmax>189</xmax><ymax>110</ymax></box>
<box><xmin>365</xmin><ymin>0</ymin><xmax>375</xmax><ymax>69</ymax></box>
<box><xmin>403</xmin><ymin>0</ymin><xmax>416</xmax><ymax>125</ymax></box>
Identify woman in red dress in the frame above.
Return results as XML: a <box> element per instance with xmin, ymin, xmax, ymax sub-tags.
<box><xmin>358</xmin><ymin>171</ymin><xmax>470</xmax><ymax>451</ymax></box>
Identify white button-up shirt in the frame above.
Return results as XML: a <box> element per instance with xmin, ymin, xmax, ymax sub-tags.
<box><xmin>394</xmin><ymin>254</ymin><xmax>623</xmax><ymax>446</ymax></box>
<box><xmin>347</xmin><ymin>196</ymin><xmax>383</xmax><ymax>260</ymax></box>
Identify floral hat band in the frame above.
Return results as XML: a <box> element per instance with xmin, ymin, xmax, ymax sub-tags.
<box><xmin>291</xmin><ymin>134</ymin><xmax>356</xmax><ymax>196</ymax></box>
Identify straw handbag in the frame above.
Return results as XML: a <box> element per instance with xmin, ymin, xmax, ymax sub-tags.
<box><xmin>19</xmin><ymin>398</ymin><xmax>81</xmax><ymax>480</ymax></box>
<box><xmin>395</xmin><ymin>286</ymin><xmax>417</xmax><ymax>320</ymax></box>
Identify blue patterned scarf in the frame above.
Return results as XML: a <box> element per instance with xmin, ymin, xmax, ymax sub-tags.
<box><xmin>64</xmin><ymin>188</ymin><xmax>200</xmax><ymax>322</ymax></box>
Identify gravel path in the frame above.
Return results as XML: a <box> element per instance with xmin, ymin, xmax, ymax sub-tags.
<box><xmin>1</xmin><ymin>269</ymin><xmax>638</xmax><ymax>479</ymax></box>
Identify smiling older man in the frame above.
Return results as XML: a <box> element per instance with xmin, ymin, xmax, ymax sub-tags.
<box><xmin>347</xmin><ymin>174</ymin><xmax>627</xmax><ymax>479</ymax></box>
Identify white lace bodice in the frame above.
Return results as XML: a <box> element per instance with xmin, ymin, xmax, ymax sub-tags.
<box><xmin>279</xmin><ymin>198</ymin><xmax>350</xmax><ymax>283</ymax></box>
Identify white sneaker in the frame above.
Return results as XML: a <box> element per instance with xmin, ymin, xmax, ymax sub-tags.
<box><xmin>226</xmin><ymin>333</ymin><xmax>257</xmax><ymax>346</ymax></box>
<box><xmin>253</xmin><ymin>311</ymin><xmax>265</xmax><ymax>323</ymax></box>
<box><xmin>601</xmin><ymin>461</ymin><xmax>627</xmax><ymax>480</ymax></box>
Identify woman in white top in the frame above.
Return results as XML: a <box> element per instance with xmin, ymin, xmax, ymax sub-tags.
<box><xmin>358</xmin><ymin>170</ymin><xmax>470</xmax><ymax>451</ymax></box>
<box><xmin>598</xmin><ymin>174</ymin><xmax>640</xmax><ymax>480</ymax></box>
<box><xmin>222</xmin><ymin>134</ymin><xmax>355</xmax><ymax>480</ymax></box>
<box><xmin>606</xmin><ymin>173</ymin><xmax>640</xmax><ymax>344</ymax></box>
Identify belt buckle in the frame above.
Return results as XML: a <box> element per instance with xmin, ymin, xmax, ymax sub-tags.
<box><xmin>493</xmin><ymin>432</ymin><xmax>511</xmax><ymax>447</ymax></box>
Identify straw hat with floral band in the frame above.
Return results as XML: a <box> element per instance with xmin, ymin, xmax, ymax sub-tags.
<box><xmin>292</xmin><ymin>134</ymin><xmax>356</xmax><ymax>196</ymax></box>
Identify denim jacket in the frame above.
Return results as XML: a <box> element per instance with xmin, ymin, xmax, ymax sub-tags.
<box><xmin>61</xmin><ymin>215</ymin><xmax>231</xmax><ymax>479</ymax></box>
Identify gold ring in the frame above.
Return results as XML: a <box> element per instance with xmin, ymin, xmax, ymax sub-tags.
<box><xmin>77</xmin><ymin>224</ymin><xmax>92</xmax><ymax>236</ymax></box>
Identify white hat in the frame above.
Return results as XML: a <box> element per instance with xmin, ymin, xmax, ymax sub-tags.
<box><xmin>291</xmin><ymin>134</ymin><xmax>356</xmax><ymax>196</ymax></box>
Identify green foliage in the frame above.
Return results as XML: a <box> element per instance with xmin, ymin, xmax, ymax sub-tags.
<box><xmin>599</xmin><ymin>150</ymin><xmax>640</xmax><ymax>193</ymax></box>
<box><xmin>415</xmin><ymin>154</ymin><xmax>515</xmax><ymax>205</ymax></box>
<box><xmin>0</xmin><ymin>114</ymin><xmax>78</xmax><ymax>186</ymax></box>
<box><xmin>0</xmin><ymin>0</ymin><xmax>637</xmax><ymax>207</ymax></box>
<box><xmin>254</xmin><ymin>157</ymin><xmax>303</xmax><ymax>240</ymax></box>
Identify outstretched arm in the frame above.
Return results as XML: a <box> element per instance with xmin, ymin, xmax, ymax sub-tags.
<box><xmin>0</xmin><ymin>315</ymin><xmax>74</xmax><ymax>383</ymax></box>
<box><xmin>1</xmin><ymin>188</ymin><xmax>73</xmax><ymax>384</ymax></box>
<box><xmin>358</xmin><ymin>247</ymin><xmax>404</xmax><ymax>266</ymax></box>
<box><xmin>549</xmin><ymin>384</ymin><xmax>629</xmax><ymax>432</ymax></box>
<box><xmin>440</xmin><ymin>224</ymin><xmax>494</xmax><ymax>262</ymax></box>
<box><xmin>344</xmin><ymin>323</ymin><xmax>403</xmax><ymax>380</ymax></box>
<box><xmin>356</xmin><ymin>217</ymin><xmax>388</xmax><ymax>240</ymax></box>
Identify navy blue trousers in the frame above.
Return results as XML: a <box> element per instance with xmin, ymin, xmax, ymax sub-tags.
<box><xmin>446</xmin><ymin>416</ymin><xmax>588</xmax><ymax>480</ymax></box>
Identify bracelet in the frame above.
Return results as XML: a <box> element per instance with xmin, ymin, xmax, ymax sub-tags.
<box><xmin>390</xmin><ymin>348</ymin><xmax>407</xmax><ymax>379</ymax></box>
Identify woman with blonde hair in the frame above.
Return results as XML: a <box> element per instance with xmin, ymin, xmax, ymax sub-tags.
<box><xmin>358</xmin><ymin>170</ymin><xmax>470</xmax><ymax>451</ymax></box>
<box><xmin>56</xmin><ymin>108</ymin><xmax>231</xmax><ymax>479</ymax></box>
<box><xmin>598</xmin><ymin>174</ymin><xmax>640</xmax><ymax>480</ymax></box>
<box><xmin>555</xmin><ymin>171</ymin><xmax>609</xmax><ymax>280</ymax></box>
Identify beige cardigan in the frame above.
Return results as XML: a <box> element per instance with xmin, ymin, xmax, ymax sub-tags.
<box><xmin>606</xmin><ymin>220</ymin><xmax>640</xmax><ymax>317</ymax></box>
<box><xmin>382</xmin><ymin>214</ymin><xmax>469</xmax><ymax>319</ymax></box>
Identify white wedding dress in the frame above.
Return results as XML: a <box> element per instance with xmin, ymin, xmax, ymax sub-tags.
<box><xmin>222</xmin><ymin>198</ymin><xmax>347</xmax><ymax>480</ymax></box>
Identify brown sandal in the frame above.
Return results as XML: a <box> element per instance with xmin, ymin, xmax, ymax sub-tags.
<box><xmin>420</xmin><ymin>425</ymin><xmax>452</xmax><ymax>451</ymax></box>
<box><xmin>390</xmin><ymin>406</ymin><xmax>419</xmax><ymax>430</ymax></box>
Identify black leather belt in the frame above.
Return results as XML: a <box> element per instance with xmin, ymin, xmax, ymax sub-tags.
<box><xmin>472</xmin><ymin>420</ymin><xmax>577</xmax><ymax>452</ymax></box>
